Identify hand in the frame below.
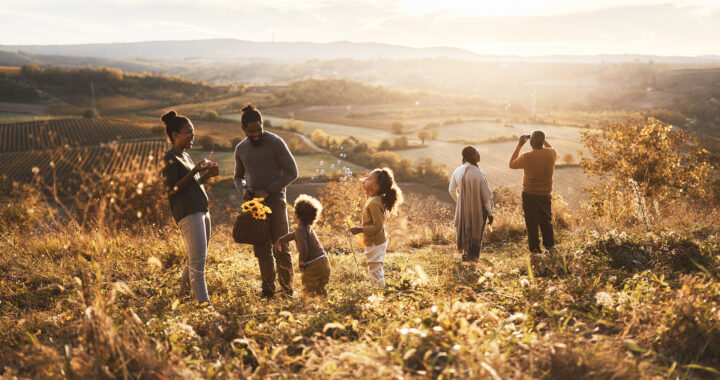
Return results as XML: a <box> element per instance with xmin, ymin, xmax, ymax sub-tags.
<box><xmin>193</xmin><ymin>159</ymin><xmax>211</xmax><ymax>173</ymax></box>
<box><xmin>242</xmin><ymin>185</ymin><xmax>253</xmax><ymax>202</ymax></box>
<box><xmin>349</xmin><ymin>227</ymin><xmax>363</xmax><ymax>235</ymax></box>
<box><xmin>208</xmin><ymin>165</ymin><xmax>219</xmax><ymax>177</ymax></box>
<box><xmin>518</xmin><ymin>135</ymin><xmax>530</xmax><ymax>146</ymax></box>
<box><xmin>273</xmin><ymin>240</ymin><xmax>282</xmax><ymax>252</ymax></box>
<box><xmin>487</xmin><ymin>214</ymin><xmax>494</xmax><ymax>225</ymax></box>
<box><xmin>253</xmin><ymin>189</ymin><xmax>269</xmax><ymax>199</ymax></box>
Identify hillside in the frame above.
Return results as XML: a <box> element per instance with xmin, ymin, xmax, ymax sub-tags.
<box><xmin>1</xmin><ymin>178</ymin><xmax>719</xmax><ymax>379</ymax></box>
<box><xmin>2</xmin><ymin>39</ymin><xmax>719</xmax><ymax>63</ymax></box>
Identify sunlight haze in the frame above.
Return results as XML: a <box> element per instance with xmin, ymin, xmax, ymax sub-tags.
<box><xmin>1</xmin><ymin>0</ymin><xmax>718</xmax><ymax>55</ymax></box>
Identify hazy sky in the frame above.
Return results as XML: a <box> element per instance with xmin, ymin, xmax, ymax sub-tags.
<box><xmin>1</xmin><ymin>0</ymin><xmax>719</xmax><ymax>55</ymax></box>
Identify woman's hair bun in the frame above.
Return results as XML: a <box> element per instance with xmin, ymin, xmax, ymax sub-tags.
<box><xmin>161</xmin><ymin>110</ymin><xmax>177</xmax><ymax>124</ymax></box>
<box><xmin>241</xmin><ymin>103</ymin><xmax>256</xmax><ymax>113</ymax></box>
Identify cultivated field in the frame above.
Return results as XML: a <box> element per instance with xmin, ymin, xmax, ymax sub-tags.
<box><xmin>222</xmin><ymin>114</ymin><xmax>595</xmax><ymax>203</ymax></box>
<box><xmin>0</xmin><ymin>118</ymin><xmax>153</xmax><ymax>152</ymax></box>
<box><xmin>0</xmin><ymin>140</ymin><xmax>166</xmax><ymax>187</ymax></box>
<box><xmin>187</xmin><ymin>150</ymin><xmax>366</xmax><ymax>180</ymax></box>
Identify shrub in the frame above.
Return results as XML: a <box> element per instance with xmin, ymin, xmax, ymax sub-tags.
<box><xmin>393</xmin><ymin>136</ymin><xmax>409</xmax><ymax>149</ymax></box>
<box><xmin>201</xmin><ymin>109</ymin><xmax>220</xmax><ymax>121</ymax></box>
<box><xmin>378</xmin><ymin>139</ymin><xmax>393</xmax><ymax>151</ymax></box>
<box><xmin>195</xmin><ymin>135</ymin><xmax>221</xmax><ymax>150</ymax></box>
<box><xmin>83</xmin><ymin>109</ymin><xmax>99</xmax><ymax>119</ymax></box>
<box><xmin>390</xmin><ymin>121</ymin><xmax>405</xmax><ymax>135</ymax></box>
<box><xmin>581</xmin><ymin>118</ymin><xmax>717</xmax><ymax>201</ymax></box>
<box><xmin>283</xmin><ymin>119</ymin><xmax>303</xmax><ymax>133</ymax></box>
<box><xmin>417</xmin><ymin>129</ymin><xmax>432</xmax><ymax>144</ymax></box>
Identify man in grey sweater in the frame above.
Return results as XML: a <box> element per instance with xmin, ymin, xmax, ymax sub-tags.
<box><xmin>234</xmin><ymin>104</ymin><xmax>298</xmax><ymax>298</ymax></box>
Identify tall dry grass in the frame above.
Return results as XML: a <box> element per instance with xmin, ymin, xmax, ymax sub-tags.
<box><xmin>2</xmin><ymin>172</ymin><xmax>720</xmax><ymax>379</ymax></box>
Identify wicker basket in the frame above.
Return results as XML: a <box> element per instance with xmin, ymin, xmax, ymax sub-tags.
<box><xmin>232</xmin><ymin>211</ymin><xmax>270</xmax><ymax>245</ymax></box>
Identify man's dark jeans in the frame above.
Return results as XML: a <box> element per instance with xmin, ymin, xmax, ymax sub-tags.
<box><xmin>253</xmin><ymin>202</ymin><xmax>293</xmax><ymax>296</ymax></box>
<box><xmin>521</xmin><ymin>192</ymin><xmax>554</xmax><ymax>253</ymax></box>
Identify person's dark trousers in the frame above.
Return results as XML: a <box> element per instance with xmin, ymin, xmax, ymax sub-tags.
<box><xmin>253</xmin><ymin>202</ymin><xmax>293</xmax><ymax>297</ymax></box>
<box><xmin>466</xmin><ymin>211</ymin><xmax>488</xmax><ymax>261</ymax></box>
<box><xmin>521</xmin><ymin>192</ymin><xmax>554</xmax><ymax>253</ymax></box>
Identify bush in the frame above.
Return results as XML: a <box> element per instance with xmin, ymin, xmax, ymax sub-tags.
<box><xmin>195</xmin><ymin>135</ymin><xmax>221</xmax><ymax>150</ymax></box>
<box><xmin>83</xmin><ymin>109</ymin><xmax>99</xmax><ymax>119</ymax></box>
<box><xmin>378</xmin><ymin>139</ymin><xmax>393</xmax><ymax>151</ymax></box>
<box><xmin>581</xmin><ymin>118</ymin><xmax>717</xmax><ymax>200</ymax></box>
<box><xmin>390</xmin><ymin>121</ymin><xmax>405</xmax><ymax>135</ymax></box>
<box><xmin>201</xmin><ymin>109</ymin><xmax>220</xmax><ymax>121</ymax></box>
<box><xmin>393</xmin><ymin>136</ymin><xmax>409</xmax><ymax>149</ymax></box>
<box><xmin>283</xmin><ymin>119</ymin><xmax>303</xmax><ymax>133</ymax></box>
<box><xmin>417</xmin><ymin>129</ymin><xmax>431</xmax><ymax>144</ymax></box>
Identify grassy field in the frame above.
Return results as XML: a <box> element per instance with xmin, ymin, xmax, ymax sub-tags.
<box><xmin>225</xmin><ymin>114</ymin><xmax>398</xmax><ymax>145</ymax></box>
<box><xmin>219</xmin><ymin>114</ymin><xmax>594</xmax><ymax>203</ymax></box>
<box><xmin>2</xmin><ymin>177</ymin><xmax>719</xmax><ymax>379</ymax></box>
<box><xmin>187</xmin><ymin>150</ymin><xmax>367</xmax><ymax>179</ymax></box>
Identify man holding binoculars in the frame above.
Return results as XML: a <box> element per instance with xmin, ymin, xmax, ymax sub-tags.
<box><xmin>509</xmin><ymin>131</ymin><xmax>558</xmax><ymax>253</ymax></box>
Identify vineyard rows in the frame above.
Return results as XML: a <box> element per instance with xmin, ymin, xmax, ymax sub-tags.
<box><xmin>0</xmin><ymin>140</ymin><xmax>167</xmax><ymax>193</ymax></box>
<box><xmin>0</xmin><ymin>118</ymin><xmax>153</xmax><ymax>153</ymax></box>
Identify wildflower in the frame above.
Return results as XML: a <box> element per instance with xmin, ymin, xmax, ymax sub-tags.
<box><xmin>430</xmin><ymin>305</ymin><xmax>438</xmax><ymax>313</ymax></box>
<box><xmin>453</xmin><ymin>344</ymin><xmax>461</xmax><ymax>350</ymax></box>
<box><xmin>137</xmin><ymin>211</ymin><xmax>142</xmax><ymax>218</ymax></box>
<box><xmin>31</xmin><ymin>167</ymin><xmax>39</xmax><ymax>174</ymax></box>
<box><xmin>594</xmin><ymin>291</ymin><xmax>614</xmax><ymax>308</ymax></box>
<box><xmin>432</xmin><ymin>326</ymin><xmax>443</xmax><ymax>332</ymax></box>
<box><xmin>386</xmin><ymin>346</ymin><xmax>393</xmax><ymax>352</ymax></box>
<box><xmin>520</xmin><ymin>278</ymin><xmax>530</xmax><ymax>287</ymax></box>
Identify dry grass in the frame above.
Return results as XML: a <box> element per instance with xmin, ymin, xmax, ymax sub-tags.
<box><xmin>1</xmin><ymin>177</ymin><xmax>719</xmax><ymax>379</ymax></box>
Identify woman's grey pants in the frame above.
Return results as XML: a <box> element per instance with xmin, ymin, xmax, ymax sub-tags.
<box><xmin>178</xmin><ymin>211</ymin><xmax>211</xmax><ymax>303</ymax></box>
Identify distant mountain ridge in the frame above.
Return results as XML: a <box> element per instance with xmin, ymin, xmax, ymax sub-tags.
<box><xmin>2</xmin><ymin>39</ymin><xmax>718</xmax><ymax>63</ymax></box>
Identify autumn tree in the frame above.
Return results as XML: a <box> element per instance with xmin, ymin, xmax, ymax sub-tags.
<box><xmin>417</xmin><ymin>129</ymin><xmax>430</xmax><ymax>144</ymax></box>
<box><xmin>581</xmin><ymin>117</ymin><xmax>717</xmax><ymax>201</ymax></box>
<box><xmin>390</xmin><ymin>121</ymin><xmax>405</xmax><ymax>135</ymax></box>
<box><xmin>394</xmin><ymin>136</ymin><xmax>409</xmax><ymax>149</ymax></box>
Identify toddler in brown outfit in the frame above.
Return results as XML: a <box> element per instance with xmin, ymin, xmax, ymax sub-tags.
<box><xmin>275</xmin><ymin>195</ymin><xmax>330</xmax><ymax>298</ymax></box>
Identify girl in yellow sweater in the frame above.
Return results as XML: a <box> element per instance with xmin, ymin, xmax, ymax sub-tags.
<box><xmin>350</xmin><ymin>168</ymin><xmax>403</xmax><ymax>287</ymax></box>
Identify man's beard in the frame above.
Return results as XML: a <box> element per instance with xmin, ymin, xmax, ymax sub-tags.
<box><xmin>249</xmin><ymin>133</ymin><xmax>264</xmax><ymax>146</ymax></box>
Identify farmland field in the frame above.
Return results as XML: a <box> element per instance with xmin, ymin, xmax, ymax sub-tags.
<box><xmin>187</xmin><ymin>150</ymin><xmax>366</xmax><ymax>179</ymax></box>
<box><xmin>219</xmin><ymin>115</ymin><xmax>594</xmax><ymax>203</ymax></box>
<box><xmin>0</xmin><ymin>140</ymin><xmax>166</xmax><ymax>188</ymax></box>
<box><xmin>0</xmin><ymin>118</ymin><xmax>153</xmax><ymax>152</ymax></box>
<box><xmin>225</xmin><ymin>114</ymin><xmax>398</xmax><ymax>145</ymax></box>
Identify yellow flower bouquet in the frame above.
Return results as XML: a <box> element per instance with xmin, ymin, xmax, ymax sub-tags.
<box><xmin>241</xmin><ymin>197</ymin><xmax>273</xmax><ymax>220</ymax></box>
<box><xmin>233</xmin><ymin>197</ymin><xmax>272</xmax><ymax>244</ymax></box>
